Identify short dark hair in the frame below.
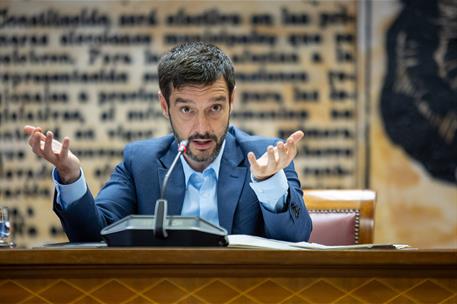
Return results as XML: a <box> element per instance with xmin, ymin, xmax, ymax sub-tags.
<box><xmin>158</xmin><ymin>42</ymin><xmax>236</xmax><ymax>104</ymax></box>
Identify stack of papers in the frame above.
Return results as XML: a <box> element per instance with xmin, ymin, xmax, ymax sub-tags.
<box><xmin>227</xmin><ymin>235</ymin><xmax>410</xmax><ymax>250</ymax></box>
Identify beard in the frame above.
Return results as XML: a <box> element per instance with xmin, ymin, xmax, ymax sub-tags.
<box><xmin>169</xmin><ymin>118</ymin><xmax>229</xmax><ymax>165</ymax></box>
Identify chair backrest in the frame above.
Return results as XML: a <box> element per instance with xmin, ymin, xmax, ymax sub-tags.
<box><xmin>303</xmin><ymin>190</ymin><xmax>376</xmax><ymax>245</ymax></box>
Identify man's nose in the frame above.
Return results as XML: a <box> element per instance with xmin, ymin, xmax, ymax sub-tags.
<box><xmin>193</xmin><ymin>113</ymin><xmax>211</xmax><ymax>134</ymax></box>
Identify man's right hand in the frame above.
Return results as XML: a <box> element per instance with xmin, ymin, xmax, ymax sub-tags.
<box><xmin>24</xmin><ymin>125</ymin><xmax>81</xmax><ymax>184</ymax></box>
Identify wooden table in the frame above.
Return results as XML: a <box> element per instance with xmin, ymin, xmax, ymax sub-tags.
<box><xmin>1</xmin><ymin>248</ymin><xmax>456</xmax><ymax>303</ymax></box>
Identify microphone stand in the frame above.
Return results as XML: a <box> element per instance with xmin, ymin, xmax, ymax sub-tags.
<box><xmin>154</xmin><ymin>140</ymin><xmax>188</xmax><ymax>239</ymax></box>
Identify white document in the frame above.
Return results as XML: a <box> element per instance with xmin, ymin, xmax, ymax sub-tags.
<box><xmin>227</xmin><ymin>234</ymin><xmax>410</xmax><ymax>250</ymax></box>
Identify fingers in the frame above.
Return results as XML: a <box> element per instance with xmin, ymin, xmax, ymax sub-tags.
<box><xmin>249</xmin><ymin>146</ymin><xmax>278</xmax><ymax>179</ymax></box>
<box><xmin>60</xmin><ymin>137</ymin><xmax>70</xmax><ymax>158</ymax></box>
<box><xmin>277</xmin><ymin>141</ymin><xmax>288</xmax><ymax>162</ymax></box>
<box><xmin>24</xmin><ymin>125</ymin><xmax>38</xmax><ymax>135</ymax></box>
<box><xmin>25</xmin><ymin>126</ymin><xmax>66</xmax><ymax>162</ymax></box>
<box><xmin>285</xmin><ymin>130</ymin><xmax>304</xmax><ymax>148</ymax></box>
<box><xmin>266</xmin><ymin>145</ymin><xmax>277</xmax><ymax>170</ymax></box>
<box><xmin>290</xmin><ymin>130</ymin><xmax>304</xmax><ymax>142</ymax></box>
<box><xmin>29</xmin><ymin>130</ymin><xmax>46</xmax><ymax>157</ymax></box>
<box><xmin>43</xmin><ymin>131</ymin><xmax>54</xmax><ymax>155</ymax></box>
<box><xmin>26</xmin><ymin>126</ymin><xmax>44</xmax><ymax>146</ymax></box>
<box><xmin>273</xmin><ymin>141</ymin><xmax>294</xmax><ymax>169</ymax></box>
<box><xmin>247</xmin><ymin>152</ymin><xmax>260</xmax><ymax>171</ymax></box>
<box><xmin>30</xmin><ymin>134</ymin><xmax>43</xmax><ymax>156</ymax></box>
<box><xmin>283</xmin><ymin>130</ymin><xmax>304</xmax><ymax>160</ymax></box>
<box><xmin>248</xmin><ymin>130</ymin><xmax>304</xmax><ymax>180</ymax></box>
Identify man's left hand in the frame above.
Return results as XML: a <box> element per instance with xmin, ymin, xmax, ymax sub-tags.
<box><xmin>247</xmin><ymin>130</ymin><xmax>304</xmax><ymax>181</ymax></box>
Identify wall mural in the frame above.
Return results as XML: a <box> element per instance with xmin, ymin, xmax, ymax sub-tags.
<box><xmin>381</xmin><ymin>0</ymin><xmax>457</xmax><ymax>184</ymax></box>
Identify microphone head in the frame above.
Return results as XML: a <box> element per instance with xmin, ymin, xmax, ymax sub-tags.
<box><xmin>178</xmin><ymin>140</ymin><xmax>188</xmax><ymax>153</ymax></box>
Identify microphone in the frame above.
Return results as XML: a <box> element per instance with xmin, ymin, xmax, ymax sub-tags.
<box><xmin>100</xmin><ymin>138</ymin><xmax>228</xmax><ymax>247</ymax></box>
<box><xmin>160</xmin><ymin>140</ymin><xmax>188</xmax><ymax>198</ymax></box>
<box><xmin>155</xmin><ymin>140</ymin><xmax>188</xmax><ymax>238</ymax></box>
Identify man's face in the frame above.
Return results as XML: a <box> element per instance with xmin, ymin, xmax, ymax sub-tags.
<box><xmin>160</xmin><ymin>77</ymin><xmax>233</xmax><ymax>171</ymax></box>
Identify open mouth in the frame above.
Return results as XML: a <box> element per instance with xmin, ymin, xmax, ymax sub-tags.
<box><xmin>191</xmin><ymin>139</ymin><xmax>214</xmax><ymax>150</ymax></box>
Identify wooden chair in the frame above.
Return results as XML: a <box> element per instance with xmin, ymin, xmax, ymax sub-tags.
<box><xmin>303</xmin><ymin>190</ymin><xmax>376</xmax><ymax>245</ymax></box>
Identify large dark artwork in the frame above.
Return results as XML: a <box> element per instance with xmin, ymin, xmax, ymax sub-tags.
<box><xmin>381</xmin><ymin>0</ymin><xmax>457</xmax><ymax>184</ymax></box>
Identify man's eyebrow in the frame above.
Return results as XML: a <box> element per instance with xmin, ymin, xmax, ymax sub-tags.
<box><xmin>211</xmin><ymin>95</ymin><xmax>228</xmax><ymax>102</ymax></box>
<box><xmin>174</xmin><ymin>97</ymin><xmax>193</xmax><ymax>104</ymax></box>
<box><xmin>174</xmin><ymin>95</ymin><xmax>228</xmax><ymax>104</ymax></box>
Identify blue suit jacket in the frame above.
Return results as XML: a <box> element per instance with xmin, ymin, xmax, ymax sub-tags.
<box><xmin>54</xmin><ymin>126</ymin><xmax>312</xmax><ymax>242</ymax></box>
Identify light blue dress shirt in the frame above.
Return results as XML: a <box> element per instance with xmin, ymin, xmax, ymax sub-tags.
<box><xmin>53</xmin><ymin>141</ymin><xmax>289</xmax><ymax>224</ymax></box>
<box><xmin>179</xmin><ymin>141</ymin><xmax>224</xmax><ymax>226</ymax></box>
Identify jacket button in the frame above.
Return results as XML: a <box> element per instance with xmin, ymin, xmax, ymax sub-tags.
<box><xmin>291</xmin><ymin>204</ymin><xmax>300</xmax><ymax>218</ymax></box>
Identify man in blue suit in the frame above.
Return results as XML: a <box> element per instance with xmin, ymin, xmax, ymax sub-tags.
<box><xmin>25</xmin><ymin>42</ymin><xmax>312</xmax><ymax>243</ymax></box>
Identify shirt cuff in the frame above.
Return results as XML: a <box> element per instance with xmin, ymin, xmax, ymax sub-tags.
<box><xmin>249</xmin><ymin>169</ymin><xmax>289</xmax><ymax>212</ymax></box>
<box><xmin>52</xmin><ymin>168</ymin><xmax>87</xmax><ymax>209</ymax></box>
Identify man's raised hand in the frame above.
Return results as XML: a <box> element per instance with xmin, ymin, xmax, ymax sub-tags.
<box><xmin>24</xmin><ymin>125</ymin><xmax>81</xmax><ymax>184</ymax></box>
<box><xmin>247</xmin><ymin>130</ymin><xmax>304</xmax><ymax>181</ymax></box>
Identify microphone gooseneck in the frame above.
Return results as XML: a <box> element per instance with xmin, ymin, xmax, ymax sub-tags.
<box><xmin>155</xmin><ymin>139</ymin><xmax>188</xmax><ymax>238</ymax></box>
<box><xmin>160</xmin><ymin>139</ymin><xmax>188</xmax><ymax>199</ymax></box>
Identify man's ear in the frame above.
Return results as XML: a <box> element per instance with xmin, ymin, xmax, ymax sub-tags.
<box><xmin>158</xmin><ymin>91</ymin><xmax>169</xmax><ymax>119</ymax></box>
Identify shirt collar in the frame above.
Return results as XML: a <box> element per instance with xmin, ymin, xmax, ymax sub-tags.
<box><xmin>180</xmin><ymin>140</ymin><xmax>226</xmax><ymax>188</ymax></box>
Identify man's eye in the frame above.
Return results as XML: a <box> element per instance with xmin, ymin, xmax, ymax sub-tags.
<box><xmin>180</xmin><ymin>107</ymin><xmax>192</xmax><ymax>113</ymax></box>
<box><xmin>211</xmin><ymin>104</ymin><xmax>222</xmax><ymax>112</ymax></box>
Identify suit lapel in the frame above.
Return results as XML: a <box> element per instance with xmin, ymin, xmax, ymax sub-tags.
<box><xmin>157</xmin><ymin>141</ymin><xmax>186</xmax><ymax>215</ymax></box>
<box><xmin>217</xmin><ymin>133</ymin><xmax>247</xmax><ymax>233</ymax></box>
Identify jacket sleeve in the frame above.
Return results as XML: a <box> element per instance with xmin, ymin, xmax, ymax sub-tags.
<box><xmin>259</xmin><ymin>160</ymin><xmax>313</xmax><ymax>242</ymax></box>
<box><xmin>53</xmin><ymin>149</ymin><xmax>138</xmax><ymax>242</ymax></box>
